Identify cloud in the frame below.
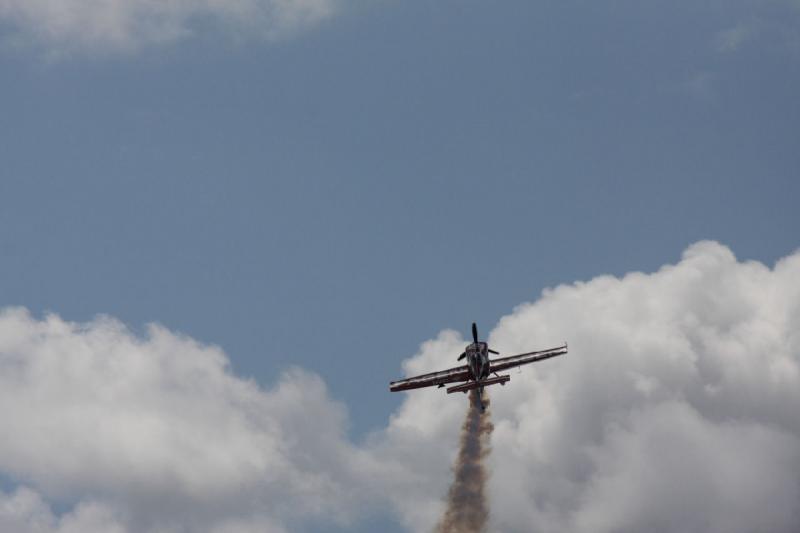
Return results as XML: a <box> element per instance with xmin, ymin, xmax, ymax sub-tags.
<box><xmin>0</xmin><ymin>309</ymin><xmax>375</xmax><ymax>531</ymax></box>
<box><xmin>0</xmin><ymin>0</ymin><xmax>336</xmax><ymax>55</ymax></box>
<box><xmin>0</xmin><ymin>487</ymin><xmax>126</xmax><ymax>533</ymax></box>
<box><xmin>714</xmin><ymin>21</ymin><xmax>759</xmax><ymax>53</ymax></box>
<box><xmin>0</xmin><ymin>240</ymin><xmax>799</xmax><ymax>532</ymax></box>
<box><xmin>377</xmin><ymin>241</ymin><xmax>800</xmax><ymax>532</ymax></box>
<box><xmin>676</xmin><ymin>71</ymin><xmax>717</xmax><ymax>102</ymax></box>
<box><xmin>712</xmin><ymin>5</ymin><xmax>800</xmax><ymax>56</ymax></box>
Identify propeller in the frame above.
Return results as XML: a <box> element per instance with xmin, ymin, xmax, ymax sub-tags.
<box><xmin>474</xmin><ymin>322</ymin><xmax>500</xmax><ymax>355</ymax></box>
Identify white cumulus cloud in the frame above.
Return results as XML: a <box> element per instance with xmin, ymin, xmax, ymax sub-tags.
<box><xmin>0</xmin><ymin>487</ymin><xmax>126</xmax><ymax>533</ymax></box>
<box><xmin>376</xmin><ymin>241</ymin><xmax>800</xmax><ymax>532</ymax></box>
<box><xmin>0</xmin><ymin>240</ymin><xmax>798</xmax><ymax>532</ymax></box>
<box><xmin>0</xmin><ymin>0</ymin><xmax>336</xmax><ymax>54</ymax></box>
<box><xmin>0</xmin><ymin>310</ymin><xmax>376</xmax><ymax>531</ymax></box>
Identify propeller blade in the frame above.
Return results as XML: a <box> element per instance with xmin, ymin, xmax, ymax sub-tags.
<box><xmin>488</xmin><ymin>349</ymin><xmax>499</xmax><ymax>355</ymax></box>
<box><xmin>472</xmin><ymin>322</ymin><xmax>478</xmax><ymax>343</ymax></box>
<box><xmin>457</xmin><ymin>352</ymin><xmax>466</xmax><ymax>361</ymax></box>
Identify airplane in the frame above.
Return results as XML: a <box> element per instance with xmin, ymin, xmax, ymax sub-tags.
<box><xmin>389</xmin><ymin>322</ymin><xmax>567</xmax><ymax>410</ymax></box>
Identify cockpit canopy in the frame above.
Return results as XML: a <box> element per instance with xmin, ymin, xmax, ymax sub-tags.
<box><xmin>466</xmin><ymin>341</ymin><xmax>488</xmax><ymax>354</ymax></box>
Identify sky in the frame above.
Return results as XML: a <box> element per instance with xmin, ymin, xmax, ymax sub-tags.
<box><xmin>0</xmin><ymin>1</ymin><xmax>798</xmax><ymax>532</ymax></box>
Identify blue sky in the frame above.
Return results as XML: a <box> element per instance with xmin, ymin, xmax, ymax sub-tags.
<box><xmin>0</xmin><ymin>1</ymin><xmax>798</xmax><ymax>531</ymax></box>
<box><xmin>2</xmin><ymin>0</ymin><xmax>797</xmax><ymax>433</ymax></box>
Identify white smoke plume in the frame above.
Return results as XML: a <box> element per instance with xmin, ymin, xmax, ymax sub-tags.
<box><xmin>0</xmin><ymin>241</ymin><xmax>798</xmax><ymax>532</ymax></box>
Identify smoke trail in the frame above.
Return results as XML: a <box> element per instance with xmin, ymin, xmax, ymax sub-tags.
<box><xmin>436</xmin><ymin>389</ymin><xmax>494</xmax><ymax>533</ymax></box>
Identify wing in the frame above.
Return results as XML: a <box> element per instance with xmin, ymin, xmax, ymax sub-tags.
<box><xmin>489</xmin><ymin>344</ymin><xmax>567</xmax><ymax>373</ymax></box>
<box><xmin>389</xmin><ymin>365</ymin><xmax>471</xmax><ymax>392</ymax></box>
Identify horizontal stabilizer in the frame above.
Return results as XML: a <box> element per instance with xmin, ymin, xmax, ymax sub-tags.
<box><xmin>446</xmin><ymin>374</ymin><xmax>510</xmax><ymax>394</ymax></box>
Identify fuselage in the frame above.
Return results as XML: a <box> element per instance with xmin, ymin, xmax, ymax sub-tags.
<box><xmin>465</xmin><ymin>341</ymin><xmax>491</xmax><ymax>381</ymax></box>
